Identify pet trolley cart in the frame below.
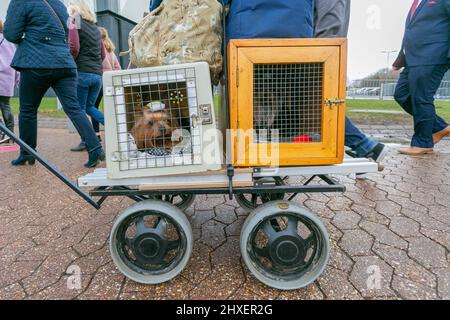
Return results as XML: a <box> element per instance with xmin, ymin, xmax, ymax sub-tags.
<box><xmin>0</xmin><ymin>34</ymin><xmax>379</xmax><ymax>290</ymax></box>
<box><xmin>75</xmin><ymin>37</ymin><xmax>379</xmax><ymax>290</ymax></box>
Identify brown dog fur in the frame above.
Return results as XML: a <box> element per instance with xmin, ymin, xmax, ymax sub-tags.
<box><xmin>131</xmin><ymin>110</ymin><xmax>180</xmax><ymax>151</ymax></box>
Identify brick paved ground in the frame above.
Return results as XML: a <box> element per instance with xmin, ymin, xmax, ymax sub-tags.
<box><xmin>0</xmin><ymin>126</ymin><xmax>449</xmax><ymax>300</ymax></box>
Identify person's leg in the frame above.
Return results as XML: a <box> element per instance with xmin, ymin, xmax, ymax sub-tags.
<box><xmin>85</xmin><ymin>74</ymin><xmax>105</xmax><ymax>125</ymax></box>
<box><xmin>0</xmin><ymin>118</ymin><xmax>4</xmax><ymax>141</ymax></box>
<box><xmin>345</xmin><ymin>117</ymin><xmax>378</xmax><ymax>157</ymax></box>
<box><xmin>77</xmin><ymin>73</ymin><xmax>90</xmax><ymax>115</ymax></box>
<box><xmin>394</xmin><ymin>67</ymin><xmax>412</xmax><ymax>115</ymax></box>
<box><xmin>71</xmin><ymin>73</ymin><xmax>91</xmax><ymax>151</ymax></box>
<box><xmin>0</xmin><ymin>96</ymin><xmax>15</xmax><ymax>133</ymax></box>
<box><xmin>51</xmin><ymin>69</ymin><xmax>102</xmax><ymax>155</ymax></box>
<box><xmin>395</xmin><ymin>67</ymin><xmax>447</xmax><ymax>135</ymax></box>
<box><xmin>408</xmin><ymin>65</ymin><xmax>448</xmax><ymax>149</ymax></box>
<box><xmin>0</xmin><ymin>97</ymin><xmax>7</xmax><ymax>141</ymax></box>
<box><xmin>92</xmin><ymin>88</ymin><xmax>103</xmax><ymax>134</ymax></box>
<box><xmin>18</xmin><ymin>70</ymin><xmax>52</xmax><ymax>152</ymax></box>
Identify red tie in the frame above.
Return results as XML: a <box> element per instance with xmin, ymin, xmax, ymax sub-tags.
<box><xmin>410</xmin><ymin>0</ymin><xmax>420</xmax><ymax>18</ymax></box>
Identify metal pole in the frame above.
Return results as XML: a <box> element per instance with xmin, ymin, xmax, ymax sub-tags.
<box><xmin>0</xmin><ymin>122</ymin><xmax>101</xmax><ymax>210</ymax></box>
<box><xmin>222</xmin><ymin>3</ymin><xmax>235</xmax><ymax>200</ymax></box>
<box><xmin>381</xmin><ymin>50</ymin><xmax>397</xmax><ymax>100</ymax></box>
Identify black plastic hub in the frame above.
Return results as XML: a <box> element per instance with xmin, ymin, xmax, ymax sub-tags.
<box><xmin>117</xmin><ymin>211</ymin><xmax>185</xmax><ymax>274</ymax></box>
<box><xmin>269</xmin><ymin>235</ymin><xmax>306</xmax><ymax>267</ymax></box>
<box><xmin>134</xmin><ymin>232</ymin><xmax>167</xmax><ymax>265</ymax></box>
<box><xmin>250</xmin><ymin>214</ymin><xmax>319</xmax><ymax>278</ymax></box>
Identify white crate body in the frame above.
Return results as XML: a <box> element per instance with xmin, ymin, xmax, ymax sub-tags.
<box><xmin>103</xmin><ymin>62</ymin><xmax>223</xmax><ymax>179</ymax></box>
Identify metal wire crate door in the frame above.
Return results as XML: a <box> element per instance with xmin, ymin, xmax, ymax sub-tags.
<box><xmin>253</xmin><ymin>63</ymin><xmax>324</xmax><ymax>144</ymax></box>
<box><xmin>111</xmin><ymin>68</ymin><xmax>203</xmax><ymax>171</ymax></box>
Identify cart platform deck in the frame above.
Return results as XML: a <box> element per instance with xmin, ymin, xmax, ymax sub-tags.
<box><xmin>78</xmin><ymin>158</ymin><xmax>378</xmax><ymax>189</ymax></box>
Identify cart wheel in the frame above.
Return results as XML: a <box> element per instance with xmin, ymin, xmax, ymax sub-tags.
<box><xmin>154</xmin><ymin>194</ymin><xmax>196</xmax><ymax>211</ymax></box>
<box><xmin>240</xmin><ymin>201</ymin><xmax>330</xmax><ymax>290</ymax></box>
<box><xmin>236</xmin><ymin>177</ymin><xmax>286</xmax><ymax>213</ymax></box>
<box><xmin>110</xmin><ymin>200</ymin><xmax>193</xmax><ymax>284</ymax></box>
<box><xmin>134</xmin><ymin>194</ymin><xmax>195</xmax><ymax>211</ymax></box>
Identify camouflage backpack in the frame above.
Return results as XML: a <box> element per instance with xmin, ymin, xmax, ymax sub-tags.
<box><xmin>126</xmin><ymin>0</ymin><xmax>223</xmax><ymax>84</ymax></box>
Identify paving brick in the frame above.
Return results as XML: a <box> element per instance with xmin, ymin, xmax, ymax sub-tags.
<box><xmin>433</xmin><ymin>268</ymin><xmax>450</xmax><ymax>300</ymax></box>
<box><xmin>373</xmin><ymin>243</ymin><xmax>436</xmax><ymax>288</ymax></box>
<box><xmin>407</xmin><ymin>237</ymin><xmax>448</xmax><ymax>269</ymax></box>
<box><xmin>214</xmin><ymin>204</ymin><xmax>238</xmax><ymax>224</ymax></box>
<box><xmin>360</xmin><ymin>221</ymin><xmax>408</xmax><ymax>250</ymax></box>
<box><xmin>392</xmin><ymin>275</ymin><xmax>439</xmax><ymax>300</ymax></box>
<box><xmin>317</xmin><ymin>267</ymin><xmax>362</xmax><ymax>300</ymax></box>
<box><xmin>389</xmin><ymin>217</ymin><xmax>420</xmax><ymax>238</ymax></box>
<box><xmin>340</xmin><ymin>229</ymin><xmax>374</xmax><ymax>256</ymax></box>
<box><xmin>331</xmin><ymin>211</ymin><xmax>361</xmax><ymax>230</ymax></box>
<box><xmin>349</xmin><ymin>256</ymin><xmax>396</xmax><ymax>298</ymax></box>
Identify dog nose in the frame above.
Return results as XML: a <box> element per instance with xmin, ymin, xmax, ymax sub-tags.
<box><xmin>160</xmin><ymin>125</ymin><xmax>166</xmax><ymax>133</ymax></box>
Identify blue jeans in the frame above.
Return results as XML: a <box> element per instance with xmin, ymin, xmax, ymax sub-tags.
<box><xmin>345</xmin><ymin>117</ymin><xmax>378</xmax><ymax>157</ymax></box>
<box><xmin>77</xmin><ymin>73</ymin><xmax>104</xmax><ymax>125</ymax></box>
<box><xmin>18</xmin><ymin>69</ymin><xmax>101</xmax><ymax>153</ymax></box>
<box><xmin>394</xmin><ymin>65</ymin><xmax>448</xmax><ymax>148</ymax></box>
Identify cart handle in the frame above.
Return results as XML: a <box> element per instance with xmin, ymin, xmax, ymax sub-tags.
<box><xmin>0</xmin><ymin>122</ymin><xmax>101</xmax><ymax>210</ymax></box>
<box><xmin>222</xmin><ymin>1</ymin><xmax>235</xmax><ymax>200</ymax></box>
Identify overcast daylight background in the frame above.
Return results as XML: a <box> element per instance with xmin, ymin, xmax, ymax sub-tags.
<box><xmin>348</xmin><ymin>0</ymin><xmax>411</xmax><ymax>80</ymax></box>
<box><xmin>0</xmin><ymin>0</ymin><xmax>413</xmax><ymax>80</ymax></box>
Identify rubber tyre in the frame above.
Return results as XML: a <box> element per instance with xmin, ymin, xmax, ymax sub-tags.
<box><xmin>110</xmin><ymin>200</ymin><xmax>193</xmax><ymax>284</ymax></box>
<box><xmin>240</xmin><ymin>201</ymin><xmax>330</xmax><ymax>290</ymax></box>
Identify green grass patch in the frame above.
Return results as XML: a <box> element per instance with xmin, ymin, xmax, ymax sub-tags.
<box><xmin>11</xmin><ymin>97</ymin><xmax>104</xmax><ymax>118</ymax></box>
<box><xmin>346</xmin><ymin>99</ymin><xmax>450</xmax><ymax>124</ymax></box>
<box><xmin>11</xmin><ymin>97</ymin><xmax>66</xmax><ymax>117</ymax></box>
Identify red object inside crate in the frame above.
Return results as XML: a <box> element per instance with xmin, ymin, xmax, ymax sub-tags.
<box><xmin>292</xmin><ymin>135</ymin><xmax>313</xmax><ymax>143</ymax></box>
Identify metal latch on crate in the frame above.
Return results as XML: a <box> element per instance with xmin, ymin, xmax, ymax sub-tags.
<box><xmin>198</xmin><ymin>104</ymin><xmax>213</xmax><ymax>125</ymax></box>
<box><xmin>324</xmin><ymin>98</ymin><xmax>345</xmax><ymax>109</ymax></box>
<box><xmin>191</xmin><ymin>104</ymin><xmax>213</xmax><ymax>128</ymax></box>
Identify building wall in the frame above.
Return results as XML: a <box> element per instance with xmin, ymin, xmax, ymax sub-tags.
<box><xmin>0</xmin><ymin>0</ymin><xmax>148</xmax><ymax>23</ymax></box>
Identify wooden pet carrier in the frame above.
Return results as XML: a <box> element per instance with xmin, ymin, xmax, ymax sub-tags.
<box><xmin>228</xmin><ymin>38</ymin><xmax>347</xmax><ymax>167</ymax></box>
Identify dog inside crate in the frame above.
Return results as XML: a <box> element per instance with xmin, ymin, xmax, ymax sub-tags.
<box><xmin>124</xmin><ymin>81</ymin><xmax>192</xmax><ymax>158</ymax></box>
<box><xmin>253</xmin><ymin>63</ymin><xmax>324</xmax><ymax>144</ymax></box>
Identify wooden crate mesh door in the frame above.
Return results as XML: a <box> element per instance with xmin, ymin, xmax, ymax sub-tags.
<box><xmin>229</xmin><ymin>39</ymin><xmax>347</xmax><ymax>167</ymax></box>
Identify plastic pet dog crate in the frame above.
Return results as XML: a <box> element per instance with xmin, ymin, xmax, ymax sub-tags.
<box><xmin>103</xmin><ymin>62</ymin><xmax>223</xmax><ymax>179</ymax></box>
<box><xmin>228</xmin><ymin>38</ymin><xmax>347</xmax><ymax>167</ymax></box>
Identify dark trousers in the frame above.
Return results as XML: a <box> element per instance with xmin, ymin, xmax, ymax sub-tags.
<box><xmin>394</xmin><ymin>65</ymin><xmax>449</xmax><ymax>148</ymax></box>
<box><xmin>0</xmin><ymin>96</ymin><xmax>14</xmax><ymax>132</ymax></box>
<box><xmin>18</xmin><ymin>68</ymin><xmax>101</xmax><ymax>154</ymax></box>
<box><xmin>92</xmin><ymin>88</ymin><xmax>103</xmax><ymax>133</ymax></box>
<box><xmin>345</xmin><ymin>116</ymin><xmax>377</xmax><ymax>157</ymax></box>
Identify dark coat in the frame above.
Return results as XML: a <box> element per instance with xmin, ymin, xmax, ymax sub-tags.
<box><xmin>226</xmin><ymin>0</ymin><xmax>314</xmax><ymax>40</ymax></box>
<box><xmin>3</xmin><ymin>0</ymin><xmax>76</xmax><ymax>70</ymax></box>
<box><xmin>394</xmin><ymin>0</ymin><xmax>450</xmax><ymax>68</ymax></box>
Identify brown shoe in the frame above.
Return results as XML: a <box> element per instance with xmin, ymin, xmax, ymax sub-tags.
<box><xmin>432</xmin><ymin>126</ymin><xmax>450</xmax><ymax>145</ymax></box>
<box><xmin>398</xmin><ymin>147</ymin><xmax>433</xmax><ymax>155</ymax></box>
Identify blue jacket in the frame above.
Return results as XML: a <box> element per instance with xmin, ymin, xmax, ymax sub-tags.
<box><xmin>226</xmin><ymin>0</ymin><xmax>314</xmax><ymax>40</ymax></box>
<box><xmin>149</xmin><ymin>0</ymin><xmax>314</xmax><ymax>40</ymax></box>
<box><xmin>402</xmin><ymin>0</ymin><xmax>450</xmax><ymax>67</ymax></box>
<box><xmin>4</xmin><ymin>0</ymin><xmax>76</xmax><ymax>70</ymax></box>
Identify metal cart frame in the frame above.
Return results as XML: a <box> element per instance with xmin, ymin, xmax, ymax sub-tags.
<box><xmin>0</xmin><ymin>3</ymin><xmax>380</xmax><ymax>291</ymax></box>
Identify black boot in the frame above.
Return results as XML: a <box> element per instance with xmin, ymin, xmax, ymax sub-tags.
<box><xmin>11</xmin><ymin>154</ymin><xmax>36</xmax><ymax>166</ymax></box>
<box><xmin>84</xmin><ymin>147</ymin><xmax>105</xmax><ymax>168</ymax></box>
